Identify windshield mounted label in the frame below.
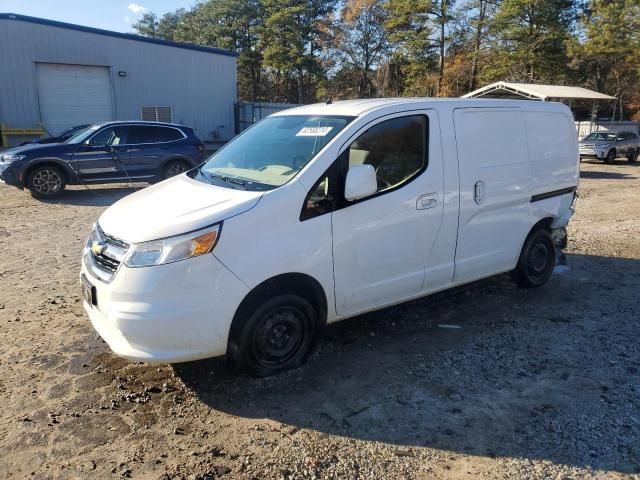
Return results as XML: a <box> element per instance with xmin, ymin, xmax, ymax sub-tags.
<box><xmin>296</xmin><ymin>126</ymin><xmax>333</xmax><ymax>137</ymax></box>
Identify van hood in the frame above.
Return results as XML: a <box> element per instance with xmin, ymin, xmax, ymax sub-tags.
<box><xmin>98</xmin><ymin>174</ymin><xmax>263</xmax><ymax>244</ymax></box>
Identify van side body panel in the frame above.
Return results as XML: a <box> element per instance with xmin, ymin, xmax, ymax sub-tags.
<box><xmin>331</xmin><ymin>110</ymin><xmax>446</xmax><ymax>316</ymax></box>
<box><xmin>452</xmin><ymin>108</ymin><xmax>534</xmax><ymax>283</ymax></box>
<box><xmin>212</xmin><ymin>180</ymin><xmax>340</xmax><ymax>320</ymax></box>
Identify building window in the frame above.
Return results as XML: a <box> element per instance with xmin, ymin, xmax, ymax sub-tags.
<box><xmin>141</xmin><ymin>106</ymin><xmax>173</xmax><ymax>123</ymax></box>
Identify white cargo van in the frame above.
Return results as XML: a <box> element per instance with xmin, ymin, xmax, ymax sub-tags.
<box><xmin>81</xmin><ymin>99</ymin><xmax>579</xmax><ymax>375</ymax></box>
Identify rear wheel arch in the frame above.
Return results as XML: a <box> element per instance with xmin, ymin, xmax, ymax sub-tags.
<box><xmin>531</xmin><ymin>217</ymin><xmax>553</xmax><ymax>234</ymax></box>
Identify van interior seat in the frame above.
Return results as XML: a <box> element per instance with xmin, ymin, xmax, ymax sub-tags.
<box><xmin>349</xmin><ymin>148</ymin><xmax>370</xmax><ymax>167</ymax></box>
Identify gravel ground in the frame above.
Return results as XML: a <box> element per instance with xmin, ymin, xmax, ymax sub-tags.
<box><xmin>0</xmin><ymin>159</ymin><xmax>639</xmax><ymax>479</ymax></box>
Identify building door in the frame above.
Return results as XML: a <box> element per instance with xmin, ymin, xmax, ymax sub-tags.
<box><xmin>36</xmin><ymin>63</ymin><xmax>114</xmax><ymax>135</ymax></box>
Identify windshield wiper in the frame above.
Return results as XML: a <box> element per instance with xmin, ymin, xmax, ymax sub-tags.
<box><xmin>203</xmin><ymin>171</ymin><xmax>247</xmax><ymax>189</ymax></box>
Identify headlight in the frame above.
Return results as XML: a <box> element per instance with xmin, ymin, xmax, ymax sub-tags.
<box><xmin>124</xmin><ymin>224</ymin><xmax>221</xmax><ymax>268</ymax></box>
<box><xmin>1</xmin><ymin>154</ymin><xmax>26</xmax><ymax>163</ymax></box>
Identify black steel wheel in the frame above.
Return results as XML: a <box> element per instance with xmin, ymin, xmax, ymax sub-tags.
<box><xmin>232</xmin><ymin>294</ymin><xmax>316</xmax><ymax>376</ymax></box>
<box><xmin>511</xmin><ymin>228</ymin><xmax>556</xmax><ymax>288</ymax></box>
<box><xmin>627</xmin><ymin>149</ymin><xmax>638</xmax><ymax>163</ymax></box>
<box><xmin>163</xmin><ymin>160</ymin><xmax>190</xmax><ymax>179</ymax></box>
<box><xmin>27</xmin><ymin>165</ymin><xmax>65</xmax><ymax>199</ymax></box>
<box><xmin>605</xmin><ymin>149</ymin><xmax>616</xmax><ymax>164</ymax></box>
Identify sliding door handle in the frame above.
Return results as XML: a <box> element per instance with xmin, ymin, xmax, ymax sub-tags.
<box><xmin>474</xmin><ymin>181</ymin><xmax>485</xmax><ymax>205</ymax></box>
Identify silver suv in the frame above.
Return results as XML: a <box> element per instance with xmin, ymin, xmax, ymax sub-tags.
<box><xmin>579</xmin><ymin>131</ymin><xmax>640</xmax><ymax>164</ymax></box>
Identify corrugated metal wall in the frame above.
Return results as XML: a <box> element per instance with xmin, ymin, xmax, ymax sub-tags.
<box><xmin>236</xmin><ymin>102</ymin><xmax>301</xmax><ymax>132</ymax></box>
<box><xmin>0</xmin><ymin>17</ymin><xmax>237</xmax><ymax>142</ymax></box>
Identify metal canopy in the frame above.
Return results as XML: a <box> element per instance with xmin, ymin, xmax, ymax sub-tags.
<box><xmin>462</xmin><ymin>81</ymin><xmax>616</xmax><ymax>101</ymax></box>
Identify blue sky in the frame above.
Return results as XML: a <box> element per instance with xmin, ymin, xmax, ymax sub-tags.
<box><xmin>0</xmin><ymin>1</ymin><xmax>195</xmax><ymax>33</ymax></box>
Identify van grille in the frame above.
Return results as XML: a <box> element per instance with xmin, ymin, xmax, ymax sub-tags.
<box><xmin>90</xmin><ymin>226</ymin><xmax>129</xmax><ymax>274</ymax></box>
<box><xmin>93</xmin><ymin>252</ymin><xmax>121</xmax><ymax>272</ymax></box>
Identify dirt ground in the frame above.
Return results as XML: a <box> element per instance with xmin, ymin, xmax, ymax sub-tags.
<box><xmin>0</xmin><ymin>158</ymin><xmax>639</xmax><ymax>480</ymax></box>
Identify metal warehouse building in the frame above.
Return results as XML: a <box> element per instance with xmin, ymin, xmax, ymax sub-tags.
<box><xmin>0</xmin><ymin>13</ymin><xmax>237</xmax><ymax>147</ymax></box>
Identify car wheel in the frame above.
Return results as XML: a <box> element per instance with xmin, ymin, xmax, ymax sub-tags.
<box><xmin>231</xmin><ymin>294</ymin><xmax>317</xmax><ymax>377</ymax></box>
<box><xmin>27</xmin><ymin>165</ymin><xmax>66</xmax><ymax>199</ymax></box>
<box><xmin>163</xmin><ymin>160</ymin><xmax>190</xmax><ymax>179</ymax></box>
<box><xmin>605</xmin><ymin>149</ymin><xmax>616</xmax><ymax>164</ymax></box>
<box><xmin>511</xmin><ymin>228</ymin><xmax>555</xmax><ymax>288</ymax></box>
<box><xmin>627</xmin><ymin>150</ymin><xmax>638</xmax><ymax>163</ymax></box>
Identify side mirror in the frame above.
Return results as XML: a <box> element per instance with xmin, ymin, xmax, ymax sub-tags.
<box><xmin>617</xmin><ymin>137</ymin><xmax>624</xmax><ymax>142</ymax></box>
<box><xmin>344</xmin><ymin>164</ymin><xmax>377</xmax><ymax>201</ymax></box>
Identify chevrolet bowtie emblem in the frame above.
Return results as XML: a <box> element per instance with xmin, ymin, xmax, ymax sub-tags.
<box><xmin>91</xmin><ymin>240</ymin><xmax>107</xmax><ymax>256</ymax></box>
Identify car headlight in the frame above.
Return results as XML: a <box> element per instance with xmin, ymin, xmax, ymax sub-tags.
<box><xmin>1</xmin><ymin>154</ymin><xmax>26</xmax><ymax>163</ymax></box>
<box><xmin>124</xmin><ymin>224</ymin><xmax>221</xmax><ymax>268</ymax></box>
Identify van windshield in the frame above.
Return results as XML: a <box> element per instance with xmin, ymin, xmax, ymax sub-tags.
<box><xmin>195</xmin><ymin>115</ymin><xmax>353</xmax><ymax>191</ymax></box>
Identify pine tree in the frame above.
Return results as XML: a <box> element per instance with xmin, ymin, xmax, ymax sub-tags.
<box><xmin>486</xmin><ymin>0</ymin><xmax>576</xmax><ymax>83</ymax></box>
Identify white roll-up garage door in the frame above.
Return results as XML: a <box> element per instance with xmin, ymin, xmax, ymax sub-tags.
<box><xmin>36</xmin><ymin>63</ymin><xmax>114</xmax><ymax>135</ymax></box>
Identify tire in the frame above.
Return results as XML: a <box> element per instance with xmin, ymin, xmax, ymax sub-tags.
<box><xmin>26</xmin><ymin>165</ymin><xmax>66</xmax><ymax>199</ymax></box>
<box><xmin>163</xmin><ymin>160</ymin><xmax>190</xmax><ymax>180</ymax></box>
<box><xmin>230</xmin><ymin>294</ymin><xmax>317</xmax><ymax>376</ymax></box>
<box><xmin>627</xmin><ymin>149</ymin><xmax>638</xmax><ymax>163</ymax></box>
<box><xmin>511</xmin><ymin>228</ymin><xmax>556</xmax><ymax>288</ymax></box>
<box><xmin>605</xmin><ymin>149</ymin><xmax>616</xmax><ymax>164</ymax></box>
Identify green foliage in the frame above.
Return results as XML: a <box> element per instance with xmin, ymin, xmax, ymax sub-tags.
<box><xmin>484</xmin><ymin>0</ymin><xmax>577</xmax><ymax>83</ymax></box>
<box><xmin>131</xmin><ymin>0</ymin><xmax>640</xmax><ymax>118</ymax></box>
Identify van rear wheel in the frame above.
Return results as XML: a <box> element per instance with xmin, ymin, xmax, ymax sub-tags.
<box><xmin>511</xmin><ymin>228</ymin><xmax>555</xmax><ymax>288</ymax></box>
<box><xmin>230</xmin><ymin>294</ymin><xmax>317</xmax><ymax>376</ymax></box>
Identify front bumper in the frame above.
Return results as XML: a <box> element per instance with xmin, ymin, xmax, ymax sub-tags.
<box><xmin>0</xmin><ymin>162</ymin><xmax>22</xmax><ymax>186</ymax></box>
<box><xmin>81</xmin><ymin>252</ymin><xmax>249</xmax><ymax>363</ymax></box>
<box><xmin>579</xmin><ymin>146</ymin><xmax>608</xmax><ymax>159</ymax></box>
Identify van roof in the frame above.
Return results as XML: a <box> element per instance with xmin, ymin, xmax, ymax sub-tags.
<box><xmin>273</xmin><ymin>98</ymin><xmax>569</xmax><ymax>117</ymax></box>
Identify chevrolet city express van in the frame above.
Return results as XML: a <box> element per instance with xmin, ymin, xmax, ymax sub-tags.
<box><xmin>81</xmin><ymin>99</ymin><xmax>579</xmax><ymax>376</ymax></box>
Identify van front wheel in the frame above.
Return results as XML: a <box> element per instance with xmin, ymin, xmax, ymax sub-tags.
<box><xmin>231</xmin><ymin>294</ymin><xmax>317</xmax><ymax>376</ymax></box>
<box><xmin>511</xmin><ymin>229</ymin><xmax>555</xmax><ymax>288</ymax></box>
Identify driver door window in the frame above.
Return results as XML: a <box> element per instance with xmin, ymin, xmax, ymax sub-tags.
<box><xmin>347</xmin><ymin>115</ymin><xmax>427</xmax><ymax>197</ymax></box>
<box><xmin>300</xmin><ymin>114</ymin><xmax>429</xmax><ymax>221</ymax></box>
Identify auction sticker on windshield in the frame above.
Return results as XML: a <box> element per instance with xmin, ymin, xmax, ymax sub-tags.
<box><xmin>296</xmin><ymin>126</ymin><xmax>334</xmax><ymax>136</ymax></box>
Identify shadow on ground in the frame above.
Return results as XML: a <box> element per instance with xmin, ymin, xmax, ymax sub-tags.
<box><xmin>41</xmin><ymin>184</ymin><xmax>144</xmax><ymax>207</ymax></box>
<box><xmin>580</xmin><ymin>160</ymin><xmax>639</xmax><ymax>180</ymax></box>
<box><xmin>175</xmin><ymin>253</ymin><xmax>640</xmax><ymax>474</ymax></box>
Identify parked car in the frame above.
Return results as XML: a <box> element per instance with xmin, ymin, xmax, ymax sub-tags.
<box><xmin>579</xmin><ymin>130</ymin><xmax>640</xmax><ymax>163</ymax></box>
<box><xmin>81</xmin><ymin>99</ymin><xmax>579</xmax><ymax>376</ymax></box>
<box><xmin>0</xmin><ymin>121</ymin><xmax>207</xmax><ymax>199</ymax></box>
<box><xmin>20</xmin><ymin>124</ymin><xmax>91</xmax><ymax>146</ymax></box>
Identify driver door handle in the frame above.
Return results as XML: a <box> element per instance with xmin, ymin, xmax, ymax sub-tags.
<box><xmin>417</xmin><ymin>193</ymin><xmax>438</xmax><ymax>210</ymax></box>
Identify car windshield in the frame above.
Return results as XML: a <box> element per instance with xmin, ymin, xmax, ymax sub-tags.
<box><xmin>195</xmin><ymin>115</ymin><xmax>353</xmax><ymax>191</ymax></box>
<box><xmin>61</xmin><ymin>125</ymin><xmax>89</xmax><ymax>137</ymax></box>
<box><xmin>584</xmin><ymin>132</ymin><xmax>617</xmax><ymax>141</ymax></box>
<box><xmin>65</xmin><ymin>125</ymin><xmax>102</xmax><ymax>144</ymax></box>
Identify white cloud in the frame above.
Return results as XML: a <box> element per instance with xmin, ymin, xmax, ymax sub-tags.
<box><xmin>126</xmin><ymin>3</ymin><xmax>147</xmax><ymax>14</ymax></box>
<box><xmin>124</xmin><ymin>15</ymin><xmax>132</xmax><ymax>24</ymax></box>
